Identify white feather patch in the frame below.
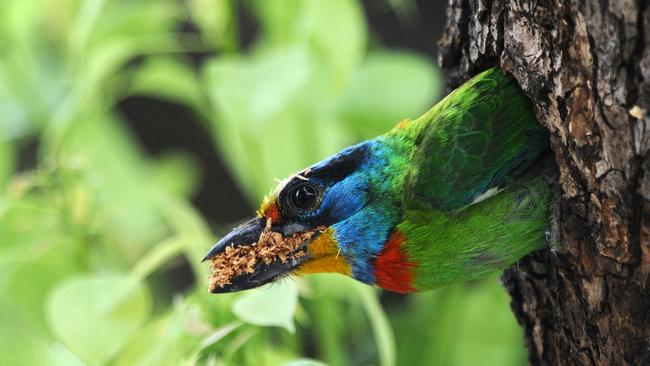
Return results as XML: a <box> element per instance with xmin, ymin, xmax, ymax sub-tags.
<box><xmin>471</xmin><ymin>186</ymin><xmax>503</xmax><ymax>205</ymax></box>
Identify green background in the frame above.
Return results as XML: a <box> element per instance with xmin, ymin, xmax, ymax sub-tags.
<box><xmin>0</xmin><ymin>0</ymin><xmax>527</xmax><ymax>365</ymax></box>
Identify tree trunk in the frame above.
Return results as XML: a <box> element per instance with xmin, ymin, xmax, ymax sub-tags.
<box><xmin>437</xmin><ymin>0</ymin><xmax>650</xmax><ymax>365</ymax></box>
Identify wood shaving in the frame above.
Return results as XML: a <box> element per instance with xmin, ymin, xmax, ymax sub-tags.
<box><xmin>209</xmin><ymin>218</ymin><xmax>315</xmax><ymax>291</ymax></box>
<box><xmin>629</xmin><ymin>105</ymin><xmax>646</xmax><ymax>120</ymax></box>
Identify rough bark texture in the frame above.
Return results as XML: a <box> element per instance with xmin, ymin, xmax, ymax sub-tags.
<box><xmin>437</xmin><ymin>0</ymin><xmax>650</xmax><ymax>365</ymax></box>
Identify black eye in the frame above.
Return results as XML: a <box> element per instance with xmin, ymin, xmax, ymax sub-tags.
<box><xmin>287</xmin><ymin>182</ymin><xmax>322</xmax><ymax>212</ymax></box>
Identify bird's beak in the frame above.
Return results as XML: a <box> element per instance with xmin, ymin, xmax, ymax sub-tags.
<box><xmin>202</xmin><ymin>217</ymin><xmax>315</xmax><ymax>293</ymax></box>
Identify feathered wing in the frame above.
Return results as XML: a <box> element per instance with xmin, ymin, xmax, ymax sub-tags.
<box><xmin>402</xmin><ymin>68</ymin><xmax>548</xmax><ymax>212</ymax></box>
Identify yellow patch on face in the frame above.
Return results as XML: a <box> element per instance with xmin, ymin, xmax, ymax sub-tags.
<box><xmin>257</xmin><ymin>194</ymin><xmax>275</xmax><ymax>217</ymax></box>
<box><xmin>294</xmin><ymin>228</ymin><xmax>351</xmax><ymax>276</ymax></box>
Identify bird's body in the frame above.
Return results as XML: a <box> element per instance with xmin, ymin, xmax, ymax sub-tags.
<box><xmin>205</xmin><ymin>67</ymin><xmax>551</xmax><ymax>293</ymax></box>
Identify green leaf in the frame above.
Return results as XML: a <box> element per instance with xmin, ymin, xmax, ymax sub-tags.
<box><xmin>0</xmin><ymin>299</ymin><xmax>64</xmax><ymax>366</ymax></box>
<box><xmin>339</xmin><ymin>51</ymin><xmax>441</xmax><ymax>138</ymax></box>
<box><xmin>204</xmin><ymin>46</ymin><xmax>311</xmax><ymax>128</ymax></box>
<box><xmin>248</xmin><ymin>0</ymin><xmax>303</xmax><ymax>44</ymax></box>
<box><xmin>131</xmin><ymin>57</ymin><xmax>204</xmax><ymax>109</ymax></box>
<box><xmin>45</xmin><ymin>343</ymin><xmax>86</xmax><ymax>366</ymax></box>
<box><xmin>188</xmin><ymin>0</ymin><xmax>237</xmax><ymax>51</ymax></box>
<box><xmin>203</xmin><ymin>46</ymin><xmax>312</xmax><ymax>199</ymax></box>
<box><xmin>283</xmin><ymin>359</ymin><xmax>329</xmax><ymax>366</ymax></box>
<box><xmin>61</xmin><ymin>113</ymin><xmax>170</xmax><ymax>252</ymax></box>
<box><xmin>200</xmin><ymin>321</ymin><xmax>242</xmax><ymax>349</ymax></box>
<box><xmin>90</xmin><ymin>0</ymin><xmax>178</xmax><ymax>40</ymax></box>
<box><xmin>3</xmin><ymin>234</ymin><xmax>82</xmax><ymax>330</ymax></box>
<box><xmin>252</xmin><ymin>0</ymin><xmax>366</xmax><ymax>88</ymax></box>
<box><xmin>46</xmin><ymin>273</ymin><xmax>151</xmax><ymax>364</ymax></box>
<box><xmin>114</xmin><ymin>301</ymin><xmax>207</xmax><ymax>366</ymax></box>
<box><xmin>300</xmin><ymin>0</ymin><xmax>366</xmax><ymax>88</ymax></box>
<box><xmin>232</xmin><ymin>280</ymin><xmax>298</xmax><ymax>333</ymax></box>
<box><xmin>129</xmin><ymin>236</ymin><xmax>186</xmax><ymax>281</ymax></box>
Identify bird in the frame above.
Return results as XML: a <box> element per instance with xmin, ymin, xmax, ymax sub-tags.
<box><xmin>203</xmin><ymin>67</ymin><xmax>552</xmax><ymax>294</ymax></box>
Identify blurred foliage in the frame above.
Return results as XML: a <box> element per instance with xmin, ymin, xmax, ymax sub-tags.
<box><xmin>0</xmin><ymin>0</ymin><xmax>527</xmax><ymax>365</ymax></box>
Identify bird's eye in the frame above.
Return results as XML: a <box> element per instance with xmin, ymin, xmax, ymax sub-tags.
<box><xmin>287</xmin><ymin>182</ymin><xmax>322</xmax><ymax>212</ymax></box>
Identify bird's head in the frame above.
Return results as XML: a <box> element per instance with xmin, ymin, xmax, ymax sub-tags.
<box><xmin>203</xmin><ymin>136</ymin><xmax>414</xmax><ymax>293</ymax></box>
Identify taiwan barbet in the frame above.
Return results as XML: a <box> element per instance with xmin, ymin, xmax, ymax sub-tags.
<box><xmin>203</xmin><ymin>67</ymin><xmax>552</xmax><ymax>294</ymax></box>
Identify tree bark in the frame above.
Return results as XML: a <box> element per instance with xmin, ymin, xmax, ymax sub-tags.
<box><xmin>437</xmin><ymin>0</ymin><xmax>650</xmax><ymax>365</ymax></box>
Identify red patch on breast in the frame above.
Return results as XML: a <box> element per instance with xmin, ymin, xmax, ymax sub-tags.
<box><xmin>374</xmin><ymin>230</ymin><xmax>416</xmax><ymax>293</ymax></box>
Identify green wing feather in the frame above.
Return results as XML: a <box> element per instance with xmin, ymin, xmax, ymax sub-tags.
<box><xmin>386</xmin><ymin>68</ymin><xmax>551</xmax><ymax>290</ymax></box>
<box><xmin>402</xmin><ymin>68</ymin><xmax>548</xmax><ymax>212</ymax></box>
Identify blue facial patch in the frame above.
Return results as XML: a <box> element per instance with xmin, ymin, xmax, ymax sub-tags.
<box><xmin>296</xmin><ymin>137</ymin><xmax>403</xmax><ymax>284</ymax></box>
<box><xmin>315</xmin><ymin>172</ymin><xmax>367</xmax><ymax>224</ymax></box>
<box><xmin>332</xmin><ymin>205</ymin><xmax>396</xmax><ymax>284</ymax></box>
